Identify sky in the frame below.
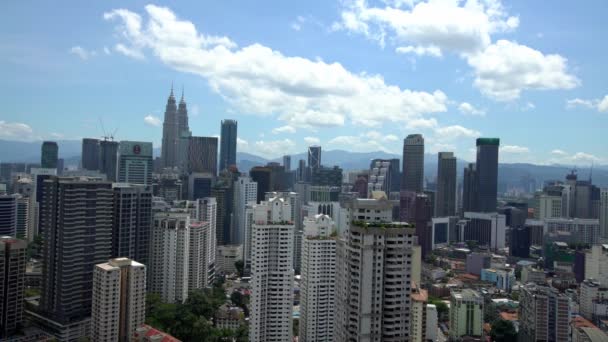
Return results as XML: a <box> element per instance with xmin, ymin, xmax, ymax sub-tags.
<box><xmin>1</xmin><ymin>0</ymin><xmax>607</xmax><ymax>164</ymax></box>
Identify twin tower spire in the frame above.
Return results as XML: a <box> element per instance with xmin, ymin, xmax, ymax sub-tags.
<box><xmin>161</xmin><ymin>84</ymin><xmax>190</xmax><ymax>169</ymax></box>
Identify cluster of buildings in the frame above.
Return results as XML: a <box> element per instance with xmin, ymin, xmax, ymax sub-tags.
<box><xmin>1</xmin><ymin>86</ymin><xmax>608</xmax><ymax>342</ymax></box>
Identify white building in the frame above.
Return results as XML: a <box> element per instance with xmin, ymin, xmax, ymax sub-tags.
<box><xmin>535</xmin><ymin>193</ymin><xmax>562</xmax><ymax>220</ymax></box>
<box><xmin>545</xmin><ymin>218</ymin><xmax>600</xmax><ymax>245</ymax></box>
<box><xmin>216</xmin><ymin>245</ymin><xmax>243</xmax><ymax>275</ymax></box>
<box><xmin>426</xmin><ymin>304</ymin><xmax>438</xmax><ymax>342</ymax></box>
<box><xmin>334</xmin><ymin>220</ymin><xmax>416</xmax><ymax>342</ymax></box>
<box><xmin>410</xmin><ymin>287</ymin><xmax>428</xmax><ymax>342</ymax></box>
<box><xmin>91</xmin><ymin>258</ymin><xmax>146</xmax><ymax>342</ymax></box>
<box><xmin>299</xmin><ymin>214</ymin><xmax>336</xmax><ymax>342</ymax></box>
<box><xmin>188</xmin><ymin>220</ymin><xmax>214</xmax><ymax>290</ymax></box>
<box><xmin>249</xmin><ymin>197</ymin><xmax>295</xmax><ymax>342</ymax></box>
<box><xmin>462</xmin><ymin>212</ymin><xmax>507</xmax><ymax>250</ymax></box>
<box><xmin>150</xmin><ymin>212</ymin><xmax>190</xmax><ymax>303</ymax></box>
<box><xmin>449</xmin><ymin>289</ymin><xmax>484</xmax><ymax>340</ymax></box>
<box><xmin>232</xmin><ymin>176</ymin><xmax>257</xmax><ymax>245</ymax></box>
<box><xmin>580</xmin><ymin>279</ymin><xmax>608</xmax><ymax>322</ymax></box>
<box><xmin>585</xmin><ymin>245</ymin><xmax>608</xmax><ymax>286</ymax></box>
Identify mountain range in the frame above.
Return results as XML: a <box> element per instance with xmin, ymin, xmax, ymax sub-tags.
<box><xmin>1</xmin><ymin>139</ymin><xmax>606</xmax><ymax>187</ymax></box>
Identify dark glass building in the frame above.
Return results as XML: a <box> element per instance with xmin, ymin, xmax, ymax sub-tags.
<box><xmin>99</xmin><ymin>139</ymin><xmax>119</xmax><ymax>182</ymax></box>
<box><xmin>41</xmin><ymin>141</ymin><xmax>58</xmax><ymax>169</ymax></box>
<box><xmin>219</xmin><ymin>119</ymin><xmax>237</xmax><ymax>171</ymax></box>
<box><xmin>188</xmin><ymin>136</ymin><xmax>218</xmax><ymax>176</ymax></box>
<box><xmin>81</xmin><ymin>138</ymin><xmax>100</xmax><ymax>171</ymax></box>
<box><xmin>112</xmin><ymin>184</ymin><xmax>152</xmax><ymax>266</ymax></box>
<box><xmin>436</xmin><ymin>152</ymin><xmax>456</xmax><ymax>217</ymax></box>
<box><xmin>402</xmin><ymin>134</ymin><xmax>424</xmax><ymax>193</ymax></box>
<box><xmin>475</xmin><ymin>138</ymin><xmax>499</xmax><ymax>212</ymax></box>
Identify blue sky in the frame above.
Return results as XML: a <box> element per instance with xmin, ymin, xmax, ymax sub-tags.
<box><xmin>1</xmin><ymin>0</ymin><xmax>607</xmax><ymax>164</ymax></box>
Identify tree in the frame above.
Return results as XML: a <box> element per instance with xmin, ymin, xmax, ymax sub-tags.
<box><xmin>235</xmin><ymin>260</ymin><xmax>244</xmax><ymax>277</ymax></box>
<box><xmin>428</xmin><ymin>296</ymin><xmax>449</xmax><ymax>321</ymax></box>
<box><xmin>490</xmin><ymin>319</ymin><xmax>517</xmax><ymax>342</ymax></box>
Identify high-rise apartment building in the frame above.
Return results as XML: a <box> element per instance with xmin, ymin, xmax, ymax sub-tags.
<box><xmin>232</xmin><ymin>176</ymin><xmax>257</xmax><ymax>245</ymax></box>
<box><xmin>117</xmin><ymin>141</ymin><xmax>153</xmax><ymax>186</ymax></box>
<box><xmin>0</xmin><ymin>237</ymin><xmax>27</xmax><ymax>338</ymax></box>
<box><xmin>91</xmin><ymin>258</ymin><xmax>146</xmax><ymax>342</ymax></box>
<box><xmin>368</xmin><ymin>159</ymin><xmax>395</xmax><ymax>197</ymax></box>
<box><xmin>112</xmin><ymin>184</ymin><xmax>152</xmax><ymax>266</ymax></box>
<box><xmin>535</xmin><ymin>193</ymin><xmax>563</xmax><ymax>219</ymax></box>
<box><xmin>0</xmin><ymin>195</ymin><xmax>17</xmax><ymax>236</ymax></box>
<box><xmin>188</xmin><ymin>136</ymin><xmax>218</xmax><ymax>176</ymax></box>
<box><xmin>150</xmin><ymin>212</ymin><xmax>190</xmax><ymax>303</ymax></box>
<box><xmin>250</xmin><ymin>197</ymin><xmax>295</xmax><ymax>342</ymax></box>
<box><xmin>410</xmin><ymin>287</ymin><xmax>428</xmax><ymax>342</ymax></box>
<box><xmin>81</xmin><ymin>138</ymin><xmax>100</xmax><ymax>171</ymax></box>
<box><xmin>334</xmin><ymin>220</ymin><xmax>416</xmax><ymax>342</ymax></box>
<box><xmin>299</xmin><ymin>214</ymin><xmax>336</xmax><ymax>342</ymax></box>
<box><xmin>219</xmin><ymin>119</ymin><xmax>237</xmax><ymax>171</ymax></box>
<box><xmin>585</xmin><ymin>245</ymin><xmax>608</xmax><ymax>286</ymax></box>
<box><xmin>436</xmin><ymin>152</ymin><xmax>457</xmax><ymax>217</ymax></box>
<box><xmin>15</xmin><ymin>195</ymin><xmax>29</xmax><ymax>238</ymax></box>
<box><xmin>449</xmin><ymin>289</ymin><xmax>484</xmax><ymax>340</ymax></box>
<box><xmin>402</xmin><ymin>134</ymin><xmax>424</xmax><ymax>193</ymax></box>
<box><xmin>519</xmin><ymin>283</ymin><xmax>570</xmax><ymax>342</ymax></box>
<box><xmin>41</xmin><ymin>141</ymin><xmax>58</xmax><ymax>169</ymax></box>
<box><xmin>161</xmin><ymin>87</ymin><xmax>189</xmax><ymax>169</ymax></box>
<box><xmin>579</xmin><ymin>279</ymin><xmax>608</xmax><ymax>323</ymax></box>
<box><xmin>99</xmin><ymin>139</ymin><xmax>119</xmax><ymax>182</ymax></box>
<box><xmin>308</xmin><ymin>146</ymin><xmax>322</xmax><ymax>170</ymax></box>
<box><xmin>475</xmin><ymin>138</ymin><xmax>499</xmax><ymax>212</ymax></box>
<box><xmin>188</xmin><ymin>220</ymin><xmax>215</xmax><ymax>289</ymax></box>
<box><xmin>39</xmin><ymin>177</ymin><xmax>113</xmax><ymax>333</ymax></box>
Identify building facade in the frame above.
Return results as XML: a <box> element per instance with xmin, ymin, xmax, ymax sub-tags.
<box><xmin>402</xmin><ymin>134</ymin><xmax>424</xmax><ymax>193</ymax></box>
<box><xmin>219</xmin><ymin>119</ymin><xmax>237</xmax><ymax>171</ymax></box>
<box><xmin>41</xmin><ymin>141</ymin><xmax>58</xmax><ymax>169</ymax></box>
<box><xmin>81</xmin><ymin>138</ymin><xmax>100</xmax><ymax>171</ymax></box>
<box><xmin>0</xmin><ymin>237</ymin><xmax>27</xmax><ymax>338</ymax></box>
<box><xmin>91</xmin><ymin>258</ymin><xmax>146</xmax><ymax>342</ymax></box>
<box><xmin>112</xmin><ymin>184</ymin><xmax>152</xmax><ymax>266</ymax></box>
<box><xmin>519</xmin><ymin>283</ymin><xmax>570</xmax><ymax>342</ymax></box>
<box><xmin>449</xmin><ymin>289</ymin><xmax>484</xmax><ymax>340</ymax></box>
<box><xmin>188</xmin><ymin>136</ymin><xmax>218</xmax><ymax>176</ymax></box>
<box><xmin>475</xmin><ymin>138</ymin><xmax>499</xmax><ymax>212</ymax></box>
<box><xmin>117</xmin><ymin>141</ymin><xmax>153</xmax><ymax>186</ymax></box>
<box><xmin>436</xmin><ymin>152</ymin><xmax>457</xmax><ymax>217</ymax></box>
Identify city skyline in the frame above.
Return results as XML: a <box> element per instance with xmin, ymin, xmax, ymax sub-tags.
<box><xmin>1</xmin><ymin>1</ymin><xmax>607</xmax><ymax>164</ymax></box>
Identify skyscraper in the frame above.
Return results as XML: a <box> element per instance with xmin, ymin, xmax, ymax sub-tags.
<box><xmin>188</xmin><ymin>136</ymin><xmax>218</xmax><ymax>176</ymax></box>
<box><xmin>402</xmin><ymin>134</ymin><xmax>424</xmax><ymax>193</ymax></box>
<box><xmin>335</xmin><ymin>220</ymin><xmax>416</xmax><ymax>341</ymax></box>
<box><xmin>161</xmin><ymin>87</ymin><xmax>189</xmax><ymax>169</ymax></box>
<box><xmin>81</xmin><ymin>138</ymin><xmax>100</xmax><ymax>171</ymax></box>
<box><xmin>100</xmin><ymin>139</ymin><xmax>119</xmax><ymax>182</ymax></box>
<box><xmin>0</xmin><ymin>237</ymin><xmax>27</xmax><ymax>338</ymax></box>
<box><xmin>0</xmin><ymin>194</ymin><xmax>17</xmax><ymax>236</ymax></box>
<box><xmin>436</xmin><ymin>152</ymin><xmax>457</xmax><ymax>217</ymax></box>
<box><xmin>282</xmin><ymin>155</ymin><xmax>291</xmax><ymax>171</ymax></box>
<box><xmin>91</xmin><ymin>258</ymin><xmax>146</xmax><ymax>342</ymax></box>
<box><xmin>112</xmin><ymin>184</ymin><xmax>152</xmax><ymax>266</ymax></box>
<box><xmin>299</xmin><ymin>214</ymin><xmax>336</xmax><ymax>342</ymax></box>
<box><xmin>232</xmin><ymin>176</ymin><xmax>257</xmax><ymax>245</ymax></box>
<box><xmin>41</xmin><ymin>141</ymin><xmax>58</xmax><ymax>169</ymax></box>
<box><xmin>188</xmin><ymin>220</ymin><xmax>215</xmax><ymax>290</ymax></box>
<box><xmin>462</xmin><ymin>163</ymin><xmax>478</xmax><ymax>213</ymax></box>
<box><xmin>219</xmin><ymin>119</ymin><xmax>238</xmax><ymax>171</ymax></box>
<box><xmin>150</xmin><ymin>212</ymin><xmax>190</xmax><ymax>303</ymax></box>
<box><xmin>250</xmin><ymin>197</ymin><xmax>295</xmax><ymax>342</ymax></box>
<box><xmin>601</xmin><ymin>189</ymin><xmax>608</xmax><ymax>239</ymax></box>
<box><xmin>475</xmin><ymin>138</ymin><xmax>499</xmax><ymax>212</ymax></box>
<box><xmin>250</xmin><ymin>166</ymin><xmax>271</xmax><ymax>203</ymax></box>
<box><xmin>39</xmin><ymin>177</ymin><xmax>113</xmax><ymax>331</ymax></box>
<box><xmin>117</xmin><ymin>141</ymin><xmax>153</xmax><ymax>186</ymax></box>
<box><xmin>308</xmin><ymin>145</ymin><xmax>321</xmax><ymax>170</ymax></box>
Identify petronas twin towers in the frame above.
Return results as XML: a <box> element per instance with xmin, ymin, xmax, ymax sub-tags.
<box><xmin>161</xmin><ymin>86</ymin><xmax>190</xmax><ymax>169</ymax></box>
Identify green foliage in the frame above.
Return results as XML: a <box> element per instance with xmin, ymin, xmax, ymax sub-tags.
<box><xmin>428</xmin><ymin>296</ymin><xmax>449</xmax><ymax>321</ymax></box>
<box><xmin>234</xmin><ymin>259</ymin><xmax>244</xmax><ymax>277</ymax></box>
<box><xmin>490</xmin><ymin>319</ymin><xmax>517</xmax><ymax>342</ymax></box>
<box><xmin>145</xmin><ymin>287</ymin><xmax>248</xmax><ymax>341</ymax></box>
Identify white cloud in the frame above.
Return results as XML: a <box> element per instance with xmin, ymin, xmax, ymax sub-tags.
<box><xmin>405</xmin><ymin>117</ymin><xmax>438</xmax><ymax>130</ymax></box>
<box><xmin>237</xmin><ymin>137</ymin><xmax>249</xmax><ymax>148</ymax></box>
<box><xmin>566</xmin><ymin>95</ymin><xmax>608</xmax><ymax>112</ymax></box>
<box><xmin>50</xmin><ymin>132</ymin><xmax>64</xmax><ymax>139</ymax></box>
<box><xmin>291</xmin><ymin>22</ymin><xmax>302</xmax><ymax>31</ymax></box>
<box><xmin>104</xmin><ymin>5</ymin><xmax>448</xmax><ymax>129</ymax></box>
<box><xmin>521</xmin><ymin>102</ymin><xmax>535</xmax><ymax>111</ymax></box>
<box><xmin>103</xmin><ymin>46</ymin><xmax>111</xmax><ymax>55</ymax></box>
<box><xmin>572</xmin><ymin>152</ymin><xmax>600</xmax><ymax>163</ymax></box>
<box><xmin>500</xmin><ymin>145</ymin><xmax>529</xmax><ymax>153</ymax></box>
<box><xmin>327</xmin><ymin>131</ymin><xmax>401</xmax><ymax>153</ymax></box>
<box><xmin>396</xmin><ymin>45</ymin><xmax>441</xmax><ymax>57</ymax></box>
<box><xmin>0</xmin><ymin>121</ymin><xmax>37</xmax><ymax>141</ymax></box>
<box><xmin>272</xmin><ymin>125</ymin><xmax>296</xmax><ymax>134</ymax></box>
<box><xmin>252</xmin><ymin>139</ymin><xmax>296</xmax><ymax>158</ymax></box>
<box><xmin>467</xmin><ymin>40</ymin><xmax>579</xmax><ymax>101</ymax></box>
<box><xmin>458</xmin><ymin>102</ymin><xmax>485</xmax><ymax>116</ymax></box>
<box><xmin>69</xmin><ymin>46</ymin><xmax>91</xmax><ymax>60</ymax></box>
<box><xmin>333</xmin><ymin>1</ymin><xmax>578</xmax><ymax>101</ymax></box>
<box><xmin>304</xmin><ymin>136</ymin><xmax>321</xmax><ymax>145</ymax></box>
<box><xmin>144</xmin><ymin>115</ymin><xmax>162</xmax><ymax>127</ymax></box>
<box><xmin>333</xmin><ymin>0</ymin><xmax>519</xmax><ymax>55</ymax></box>
<box><xmin>551</xmin><ymin>149</ymin><xmax>567</xmax><ymax>156</ymax></box>
<box><xmin>434</xmin><ymin>125</ymin><xmax>481</xmax><ymax>140</ymax></box>
<box><xmin>114</xmin><ymin>43</ymin><xmax>145</xmax><ymax>60</ymax></box>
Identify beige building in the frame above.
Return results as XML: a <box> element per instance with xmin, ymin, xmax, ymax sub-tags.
<box><xmin>410</xmin><ymin>286</ymin><xmax>428</xmax><ymax>342</ymax></box>
<box><xmin>91</xmin><ymin>258</ymin><xmax>146</xmax><ymax>342</ymax></box>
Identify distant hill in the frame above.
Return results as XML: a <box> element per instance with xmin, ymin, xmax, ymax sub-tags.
<box><xmin>1</xmin><ymin>139</ymin><xmax>606</xmax><ymax>187</ymax></box>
